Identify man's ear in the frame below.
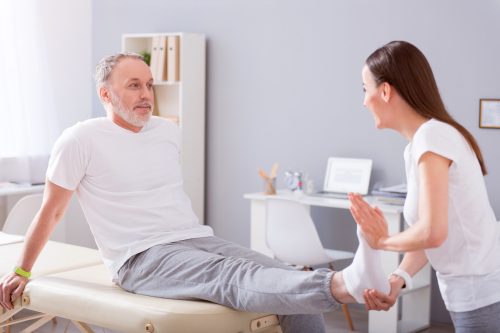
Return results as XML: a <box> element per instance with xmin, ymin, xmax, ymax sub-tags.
<box><xmin>99</xmin><ymin>86</ymin><xmax>111</xmax><ymax>103</ymax></box>
<box><xmin>380</xmin><ymin>82</ymin><xmax>392</xmax><ymax>103</ymax></box>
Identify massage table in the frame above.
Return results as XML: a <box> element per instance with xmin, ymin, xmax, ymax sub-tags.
<box><xmin>23</xmin><ymin>264</ymin><xmax>282</xmax><ymax>333</ymax></box>
<box><xmin>0</xmin><ymin>240</ymin><xmax>102</xmax><ymax>332</ymax></box>
<box><xmin>1</xmin><ymin>239</ymin><xmax>282</xmax><ymax>333</ymax></box>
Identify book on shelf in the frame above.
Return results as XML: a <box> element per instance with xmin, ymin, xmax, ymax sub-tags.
<box><xmin>150</xmin><ymin>36</ymin><xmax>168</xmax><ymax>82</ymax></box>
<box><xmin>149</xmin><ymin>36</ymin><xmax>160</xmax><ymax>81</ymax></box>
<box><xmin>156</xmin><ymin>36</ymin><xmax>168</xmax><ymax>81</ymax></box>
<box><xmin>167</xmin><ymin>36</ymin><xmax>180</xmax><ymax>82</ymax></box>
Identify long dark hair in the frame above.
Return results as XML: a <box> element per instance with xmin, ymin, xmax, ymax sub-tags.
<box><xmin>365</xmin><ymin>41</ymin><xmax>487</xmax><ymax>175</ymax></box>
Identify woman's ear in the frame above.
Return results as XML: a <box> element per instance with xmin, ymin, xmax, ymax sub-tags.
<box><xmin>381</xmin><ymin>82</ymin><xmax>392</xmax><ymax>103</ymax></box>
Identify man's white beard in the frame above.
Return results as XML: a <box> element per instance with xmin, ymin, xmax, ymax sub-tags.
<box><xmin>110</xmin><ymin>91</ymin><xmax>152</xmax><ymax>128</ymax></box>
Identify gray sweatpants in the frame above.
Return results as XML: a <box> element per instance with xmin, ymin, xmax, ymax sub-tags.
<box><xmin>117</xmin><ymin>236</ymin><xmax>338</xmax><ymax>333</ymax></box>
<box><xmin>449</xmin><ymin>301</ymin><xmax>500</xmax><ymax>333</ymax></box>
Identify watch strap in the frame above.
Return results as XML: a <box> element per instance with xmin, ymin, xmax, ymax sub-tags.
<box><xmin>391</xmin><ymin>268</ymin><xmax>412</xmax><ymax>290</ymax></box>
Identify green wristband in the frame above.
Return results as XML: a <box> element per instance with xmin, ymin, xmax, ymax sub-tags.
<box><xmin>14</xmin><ymin>266</ymin><xmax>31</xmax><ymax>278</ymax></box>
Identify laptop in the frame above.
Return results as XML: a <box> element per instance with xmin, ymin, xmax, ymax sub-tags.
<box><xmin>309</xmin><ymin>157</ymin><xmax>373</xmax><ymax>199</ymax></box>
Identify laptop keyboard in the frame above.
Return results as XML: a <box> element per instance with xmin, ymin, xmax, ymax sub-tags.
<box><xmin>308</xmin><ymin>191</ymin><xmax>349</xmax><ymax>199</ymax></box>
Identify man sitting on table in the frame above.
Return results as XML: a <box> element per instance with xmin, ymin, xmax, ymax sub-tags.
<box><xmin>0</xmin><ymin>53</ymin><xmax>396</xmax><ymax>333</ymax></box>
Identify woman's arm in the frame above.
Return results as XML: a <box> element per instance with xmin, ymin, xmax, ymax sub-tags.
<box><xmin>350</xmin><ymin>151</ymin><xmax>450</xmax><ymax>252</ymax></box>
<box><xmin>364</xmin><ymin>250</ymin><xmax>429</xmax><ymax>310</ymax></box>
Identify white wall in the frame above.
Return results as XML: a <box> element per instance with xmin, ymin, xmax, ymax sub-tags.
<box><xmin>40</xmin><ymin>0</ymin><xmax>94</xmax><ymax>247</ymax></box>
<box><xmin>37</xmin><ymin>0</ymin><xmax>93</xmax><ymax>130</ymax></box>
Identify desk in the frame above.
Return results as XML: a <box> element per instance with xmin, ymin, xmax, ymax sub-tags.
<box><xmin>244</xmin><ymin>191</ymin><xmax>431</xmax><ymax>333</ymax></box>
<box><xmin>0</xmin><ymin>184</ymin><xmax>45</xmax><ymax>197</ymax></box>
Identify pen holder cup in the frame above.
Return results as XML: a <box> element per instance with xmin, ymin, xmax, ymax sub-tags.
<box><xmin>263</xmin><ymin>178</ymin><xmax>276</xmax><ymax>195</ymax></box>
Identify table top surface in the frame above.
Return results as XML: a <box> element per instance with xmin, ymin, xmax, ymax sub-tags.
<box><xmin>244</xmin><ymin>190</ymin><xmax>404</xmax><ymax>213</ymax></box>
<box><xmin>0</xmin><ymin>183</ymin><xmax>45</xmax><ymax>196</ymax></box>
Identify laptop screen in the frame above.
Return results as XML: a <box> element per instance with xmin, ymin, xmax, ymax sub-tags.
<box><xmin>323</xmin><ymin>157</ymin><xmax>372</xmax><ymax>195</ymax></box>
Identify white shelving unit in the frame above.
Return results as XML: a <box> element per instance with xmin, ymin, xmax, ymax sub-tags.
<box><xmin>122</xmin><ymin>33</ymin><xmax>206</xmax><ymax>224</ymax></box>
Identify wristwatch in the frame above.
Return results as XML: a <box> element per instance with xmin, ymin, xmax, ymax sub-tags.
<box><xmin>389</xmin><ymin>268</ymin><xmax>413</xmax><ymax>290</ymax></box>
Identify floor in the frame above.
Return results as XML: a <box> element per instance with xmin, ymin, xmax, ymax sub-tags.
<box><xmin>8</xmin><ymin>307</ymin><xmax>454</xmax><ymax>333</ymax></box>
<box><xmin>323</xmin><ymin>306</ymin><xmax>454</xmax><ymax>333</ymax></box>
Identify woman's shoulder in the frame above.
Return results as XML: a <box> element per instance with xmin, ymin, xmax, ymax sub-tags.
<box><xmin>411</xmin><ymin>118</ymin><xmax>469</xmax><ymax>163</ymax></box>
<box><xmin>416</xmin><ymin>118</ymin><xmax>461</xmax><ymax>141</ymax></box>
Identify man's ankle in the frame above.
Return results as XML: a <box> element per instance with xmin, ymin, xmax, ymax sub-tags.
<box><xmin>330</xmin><ymin>271</ymin><xmax>356</xmax><ymax>304</ymax></box>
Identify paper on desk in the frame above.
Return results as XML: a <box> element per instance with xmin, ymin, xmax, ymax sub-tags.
<box><xmin>0</xmin><ymin>232</ymin><xmax>24</xmax><ymax>245</ymax></box>
<box><xmin>378</xmin><ymin>183</ymin><xmax>407</xmax><ymax>194</ymax></box>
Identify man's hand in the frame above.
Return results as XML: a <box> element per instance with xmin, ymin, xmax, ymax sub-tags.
<box><xmin>0</xmin><ymin>273</ymin><xmax>28</xmax><ymax>310</ymax></box>
<box><xmin>348</xmin><ymin>193</ymin><xmax>389</xmax><ymax>249</ymax></box>
<box><xmin>363</xmin><ymin>275</ymin><xmax>403</xmax><ymax>311</ymax></box>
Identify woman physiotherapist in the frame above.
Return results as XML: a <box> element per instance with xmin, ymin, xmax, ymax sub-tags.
<box><xmin>349</xmin><ymin>40</ymin><xmax>500</xmax><ymax>333</ymax></box>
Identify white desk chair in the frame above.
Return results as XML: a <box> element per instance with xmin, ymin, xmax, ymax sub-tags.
<box><xmin>265</xmin><ymin>197</ymin><xmax>355</xmax><ymax>331</ymax></box>
<box><xmin>2</xmin><ymin>193</ymin><xmax>65</xmax><ymax>242</ymax></box>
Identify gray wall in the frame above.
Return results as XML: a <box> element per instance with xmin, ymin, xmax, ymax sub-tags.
<box><xmin>92</xmin><ymin>0</ymin><xmax>500</xmax><ymax>324</ymax></box>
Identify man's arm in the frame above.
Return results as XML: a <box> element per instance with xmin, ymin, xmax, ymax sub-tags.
<box><xmin>0</xmin><ymin>181</ymin><xmax>73</xmax><ymax>310</ymax></box>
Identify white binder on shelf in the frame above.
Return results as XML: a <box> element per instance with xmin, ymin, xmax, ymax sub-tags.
<box><xmin>156</xmin><ymin>36</ymin><xmax>168</xmax><ymax>81</ymax></box>
<box><xmin>167</xmin><ymin>36</ymin><xmax>180</xmax><ymax>81</ymax></box>
<box><xmin>149</xmin><ymin>36</ymin><xmax>160</xmax><ymax>81</ymax></box>
<box><xmin>150</xmin><ymin>36</ymin><xmax>168</xmax><ymax>81</ymax></box>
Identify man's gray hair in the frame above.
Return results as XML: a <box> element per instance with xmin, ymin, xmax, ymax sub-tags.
<box><xmin>94</xmin><ymin>52</ymin><xmax>145</xmax><ymax>93</ymax></box>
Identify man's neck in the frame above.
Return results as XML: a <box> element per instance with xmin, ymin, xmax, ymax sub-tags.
<box><xmin>108</xmin><ymin>111</ymin><xmax>143</xmax><ymax>133</ymax></box>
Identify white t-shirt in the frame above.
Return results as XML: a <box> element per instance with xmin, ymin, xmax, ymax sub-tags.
<box><xmin>403</xmin><ymin>118</ymin><xmax>500</xmax><ymax>312</ymax></box>
<box><xmin>47</xmin><ymin>117</ymin><xmax>213</xmax><ymax>279</ymax></box>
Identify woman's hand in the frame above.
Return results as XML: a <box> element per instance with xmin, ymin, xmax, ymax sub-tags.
<box><xmin>363</xmin><ymin>275</ymin><xmax>404</xmax><ymax>311</ymax></box>
<box><xmin>348</xmin><ymin>193</ymin><xmax>389</xmax><ymax>249</ymax></box>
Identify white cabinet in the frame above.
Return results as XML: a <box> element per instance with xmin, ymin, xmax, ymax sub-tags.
<box><xmin>122</xmin><ymin>33</ymin><xmax>206</xmax><ymax>224</ymax></box>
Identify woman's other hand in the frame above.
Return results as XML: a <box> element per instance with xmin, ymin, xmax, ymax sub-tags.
<box><xmin>348</xmin><ymin>193</ymin><xmax>389</xmax><ymax>249</ymax></box>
